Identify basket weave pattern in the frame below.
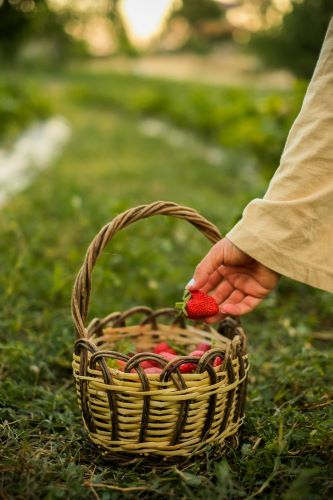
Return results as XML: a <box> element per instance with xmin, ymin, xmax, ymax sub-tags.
<box><xmin>71</xmin><ymin>202</ymin><xmax>249</xmax><ymax>460</ymax></box>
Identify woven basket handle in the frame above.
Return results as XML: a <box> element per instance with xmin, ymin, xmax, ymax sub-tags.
<box><xmin>71</xmin><ymin>201</ymin><xmax>222</xmax><ymax>339</ymax></box>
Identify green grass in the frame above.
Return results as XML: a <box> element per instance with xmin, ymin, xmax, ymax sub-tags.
<box><xmin>0</xmin><ymin>67</ymin><xmax>332</xmax><ymax>499</ymax></box>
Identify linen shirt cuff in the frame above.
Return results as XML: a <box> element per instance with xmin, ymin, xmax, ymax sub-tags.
<box><xmin>226</xmin><ymin>223</ymin><xmax>333</xmax><ymax>293</ymax></box>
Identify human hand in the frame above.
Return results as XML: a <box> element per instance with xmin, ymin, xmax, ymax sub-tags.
<box><xmin>187</xmin><ymin>237</ymin><xmax>280</xmax><ymax>322</ymax></box>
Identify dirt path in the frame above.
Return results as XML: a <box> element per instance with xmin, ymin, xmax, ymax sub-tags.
<box><xmin>85</xmin><ymin>45</ymin><xmax>294</xmax><ymax>89</ymax></box>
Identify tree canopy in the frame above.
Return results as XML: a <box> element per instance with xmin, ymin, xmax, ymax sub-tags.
<box><xmin>249</xmin><ymin>0</ymin><xmax>333</xmax><ymax>78</ymax></box>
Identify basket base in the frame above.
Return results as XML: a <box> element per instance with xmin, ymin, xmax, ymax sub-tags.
<box><xmin>87</xmin><ymin>434</ymin><xmax>240</xmax><ymax>468</ymax></box>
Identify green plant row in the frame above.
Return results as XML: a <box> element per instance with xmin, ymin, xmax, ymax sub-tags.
<box><xmin>71</xmin><ymin>70</ymin><xmax>307</xmax><ymax>178</ymax></box>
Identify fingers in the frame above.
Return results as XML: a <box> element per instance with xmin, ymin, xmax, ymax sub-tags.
<box><xmin>200</xmin><ymin>267</ymin><xmax>226</xmax><ymax>294</ymax></box>
<box><xmin>223</xmin><ymin>270</ymin><xmax>269</xmax><ymax>297</ymax></box>
<box><xmin>217</xmin><ymin>266</ymin><xmax>277</xmax><ymax>297</ymax></box>
<box><xmin>205</xmin><ymin>290</ymin><xmax>262</xmax><ymax>322</ymax></box>
<box><xmin>210</xmin><ymin>278</ymin><xmax>233</xmax><ymax>304</ymax></box>
<box><xmin>222</xmin><ymin>295</ymin><xmax>263</xmax><ymax>316</ymax></box>
<box><xmin>205</xmin><ymin>312</ymin><xmax>228</xmax><ymax>324</ymax></box>
<box><xmin>205</xmin><ymin>289</ymin><xmax>244</xmax><ymax>323</ymax></box>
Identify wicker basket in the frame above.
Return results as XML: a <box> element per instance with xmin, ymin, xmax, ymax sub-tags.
<box><xmin>71</xmin><ymin>201</ymin><xmax>249</xmax><ymax>462</ymax></box>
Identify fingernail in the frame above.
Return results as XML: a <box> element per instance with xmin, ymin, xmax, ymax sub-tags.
<box><xmin>186</xmin><ymin>278</ymin><xmax>196</xmax><ymax>289</ymax></box>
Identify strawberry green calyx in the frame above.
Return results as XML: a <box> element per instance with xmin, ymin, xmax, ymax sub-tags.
<box><xmin>175</xmin><ymin>289</ymin><xmax>191</xmax><ymax>317</ymax></box>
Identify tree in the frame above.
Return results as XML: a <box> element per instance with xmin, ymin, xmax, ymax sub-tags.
<box><xmin>170</xmin><ymin>0</ymin><xmax>229</xmax><ymax>52</ymax></box>
<box><xmin>0</xmin><ymin>0</ymin><xmax>82</xmax><ymax>62</ymax></box>
<box><xmin>249</xmin><ymin>0</ymin><xmax>333</xmax><ymax>78</ymax></box>
<box><xmin>108</xmin><ymin>0</ymin><xmax>136</xmax><ymax>55</ymax></box>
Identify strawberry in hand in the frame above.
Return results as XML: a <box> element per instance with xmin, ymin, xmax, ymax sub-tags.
<box><xmin>176</xmin><ymin>289</ymin><xmax>219</xmax><ymax>320</ymax></box>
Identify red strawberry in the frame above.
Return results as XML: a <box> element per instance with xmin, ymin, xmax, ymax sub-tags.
<box><xmin>140</xmin><ymin>360</ymin><xmax>158</xmax><ymax>369</ymax></box>
<box><xmin>189</xmin><ymin>350</ymin><xmax>205</xmax><ymax>357</ymax></box>
<box><xmin>144</xmin><ymin>367</ymin><xmax>163</xmax><ymax>374</ymax></box>
<box><xmin>179</xmin><ymin>362</ymin><xmax>196</xmax><ymax>373</ymax></box>
<box><xmin>196</xmin><ymin>342</ymin><xmax>211</xmax><ymax>352</ymax></box>
<box><xmin>159</xmin><ymin>351</ymin><xmax>177</xmax><ymax>361</ymax></box>
<box><xmin>154</xmin><ymin>342</ymin><xmax>176</xmax><ymax>355</ymax></box>
<box><xmin>179</xmin><ymin>350</ymin><xmax>204</xmax><ymax>373</ymax></box>
<box><xmin>176</xmin><ymin>290</ymin><xmax>219</xmax><ymax>320</ymax></box>
<box><xmin>213</xmin><ymin>356</ymin><xmax>223</xmax><ymax>367</ymax></box>
<box><xmin>115</xmin><ymin>360</ymin><xmax>126</xmax><ymax>371</ymax></box>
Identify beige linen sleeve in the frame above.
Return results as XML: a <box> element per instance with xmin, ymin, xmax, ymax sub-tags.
<box><xmin>227</xmin><ymin>18</ymin><xmax>333</xmax><ymax>293</ymax></box>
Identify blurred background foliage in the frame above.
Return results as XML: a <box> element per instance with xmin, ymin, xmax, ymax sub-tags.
<box><xmin>70</xmin><ymin>71</ymin><xmax>307</xmax><ymax>179</ymax></box>
<box><xmin>1</xmin><ymin>0</ymin><xmax>332</xmax><ymax>178</ymax></box>
<box><xmin>1</xmin><ymin>0</ymin><xmax>332</xmax><ymax>73</ymax></box>
<box><xmin>0</xmin><ymin>0</ymin><xmax>84</xmax><ymax>61</ymax></box>
<box><xmin>249</xmin><ymin>0</ymin><xmax>333</xmax><ymax>78</ymax></box>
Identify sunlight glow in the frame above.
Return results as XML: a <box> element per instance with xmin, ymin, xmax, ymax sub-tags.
<box><xmin>119</xmin><ymin>0</ymin><xmax>176</xmax><ymax>48</ymax></box>
<box><xmin>225</xmin><ymin>0</ymin><xmax>293</xmax><ymax>32</ymax></box>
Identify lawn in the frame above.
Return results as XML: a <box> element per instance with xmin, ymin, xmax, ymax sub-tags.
<box><xmin>0</xmin><ymin>66</ymin><xmax>332</xmax><ymax>499</ymax></box>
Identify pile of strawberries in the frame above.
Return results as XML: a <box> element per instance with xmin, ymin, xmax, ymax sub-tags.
<box><xmin>115</xmin><ymin>341</ymin><xmax>222</xmax><ymax>375</ymax></box>
<box><xmin>109</xmin><ymin>289</ymin><xmax>223</xmax><ymax>375</ymax></box>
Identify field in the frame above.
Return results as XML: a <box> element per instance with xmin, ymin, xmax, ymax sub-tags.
<box><xmin>0</xmin><ymin>66</ymin><xmax>332</xmax><ymax>499</ymax></box>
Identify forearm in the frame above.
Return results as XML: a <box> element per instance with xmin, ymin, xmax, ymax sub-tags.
<box><xmin>227</xmin><ymin>17</ymin><xmax>333</xmax><ymax>293</ymax></box>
